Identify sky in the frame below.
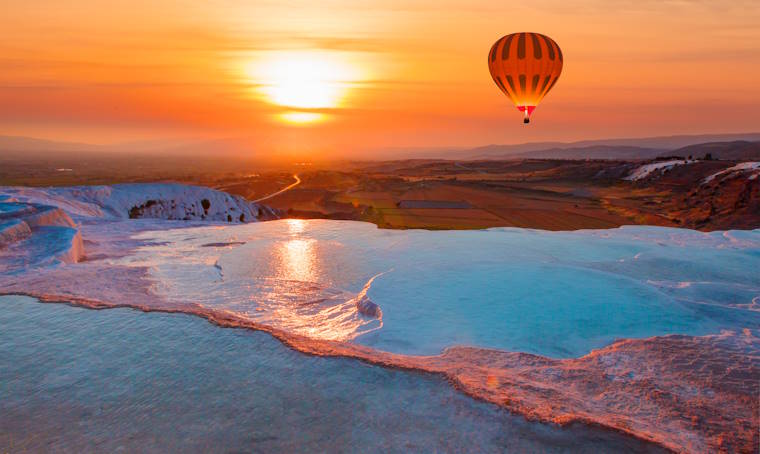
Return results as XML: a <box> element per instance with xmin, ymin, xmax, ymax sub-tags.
<box><xmin>1</xmin><ymin>0</ymin><xmax>759</xmax><ymax>158</ymax></box>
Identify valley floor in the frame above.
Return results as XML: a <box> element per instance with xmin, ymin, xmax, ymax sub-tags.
<box><xmin>215</xmin><ymin>158</ymin><xmax>760</xmax><ymax>231</ymax></box>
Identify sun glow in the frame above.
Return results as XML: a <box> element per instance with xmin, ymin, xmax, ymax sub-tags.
<box><xmin>247</xmin><ymin>51</ymin><xmax>362</xmax><ymax>112</ymax></box>
<box><xmin>278</xmin><ymin>112</ymin><xmax>326</xmax><ymax>124</ymax></box>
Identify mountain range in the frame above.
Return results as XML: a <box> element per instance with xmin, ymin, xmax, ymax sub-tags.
<box><xmin>2</xmin><ymin>132</ymin><xmax>760</xmax><ymax>161</ymax></box>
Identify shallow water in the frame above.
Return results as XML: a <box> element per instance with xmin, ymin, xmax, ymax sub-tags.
<box><xmin>120</xmin><ymin>220</ymin><xmax>760</xmax><ymax>357</ymax></box>
<box><xmin>0</xmin><ymin>295</ymin><xmax>666</xmax><ymax>453</ymax></box>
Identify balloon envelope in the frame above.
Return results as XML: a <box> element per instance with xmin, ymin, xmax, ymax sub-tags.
<box><xmin>488</xmin><ymin>33</ymin><xmax>563</xmax><ymax>123</ymax></box>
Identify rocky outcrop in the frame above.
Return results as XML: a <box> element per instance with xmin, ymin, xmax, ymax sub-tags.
<box><xmin>0</xmin><ymin>219</ymin><xmax>32</xmax><ymax>247</ymax></box>
<box><xmin>0</xmin><ymin>202</ymin><xmax>84</xmax><ymax>269</ymax></box>
<box><xmin>0</xmin><ymin>183</ymin><xmax>278</xmax><ymax>223</ymax></box>
<box><xmin>21</xmin><ymin>206</ymin><xmax>77</xmax><ymax>229</ymax></box>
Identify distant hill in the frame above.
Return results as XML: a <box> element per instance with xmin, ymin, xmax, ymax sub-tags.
<box><xmin>0</xmin><ymin>136</ymin><xmax>101</xmax><ymax>154</ymax></box>
<box><xmin>448</xmin><ymin>132</ymin><xmax>760</xmax><ymax>160</ymax></box>
<box><xmin>0</xmin><ymin>135</ymin><xmax>282</xmax><ymax>164</ymax></box>
<box><xmin>509</xmin><ymin>145</ymin><xmax>665</xmax><ymax>160</ymax></box>
<box><xmin>661</xmin><ymin>141</ymin><xmax>760</xmax><ymax>161</ymax></box>
<box><xmin>0</xmin><ymin>135</ymin><xmax>255</xmax><ymax>158</ymax></box>
<box><xmin>3</xmin><ymin>132</ymin><xmax>760</xmax><ymax>162</ymax></box>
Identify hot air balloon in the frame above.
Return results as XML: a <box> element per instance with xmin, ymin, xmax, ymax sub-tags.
<box><xmin>488</xmin><ymin>32</ymin><xmax>563</xmax><ymax>124</ymax></box>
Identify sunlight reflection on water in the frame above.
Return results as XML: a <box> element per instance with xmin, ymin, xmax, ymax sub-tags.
<box><xmin>277</xmin><ymin>238</ymin><xmax>317</xmax><ymax>283</ymax></box>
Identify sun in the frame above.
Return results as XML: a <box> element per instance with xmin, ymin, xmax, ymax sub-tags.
<box><xmin>255</xmin><ymin>53</ymin><xmax>349</xmax><ymax>109</ymax></box>
<box><xmin>246</xmin><ymin>50</ymin><xmax>361</xmax><ymax>123</ymax></box>
<box><xmin>277</xmin><ymin>112</ymin><xmax>326</xmax><ymax>124</ymax></box>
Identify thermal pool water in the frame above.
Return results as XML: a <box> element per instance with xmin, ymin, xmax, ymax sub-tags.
<box><xmin>118</xmin><ymin>220</ymin><xmax>760</xmax><ymax>357</ymax></box>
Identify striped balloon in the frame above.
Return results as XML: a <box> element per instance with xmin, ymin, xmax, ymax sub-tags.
<box><xmin>488</xmin><ymin>32</ymin><xmax>563</xmax><ymax>123</ymax></box>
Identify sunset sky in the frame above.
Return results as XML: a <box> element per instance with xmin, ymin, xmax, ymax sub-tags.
<box><xmin>2</xmin><ymin>0</ymin><xmax>759</xmax><ymax>158</ymax></box>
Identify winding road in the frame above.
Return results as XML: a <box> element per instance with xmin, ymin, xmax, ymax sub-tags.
<box><xmin>252</xmin><ymin>174</ymin><xmax>301</xmax><ymax>203</ymax></box>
